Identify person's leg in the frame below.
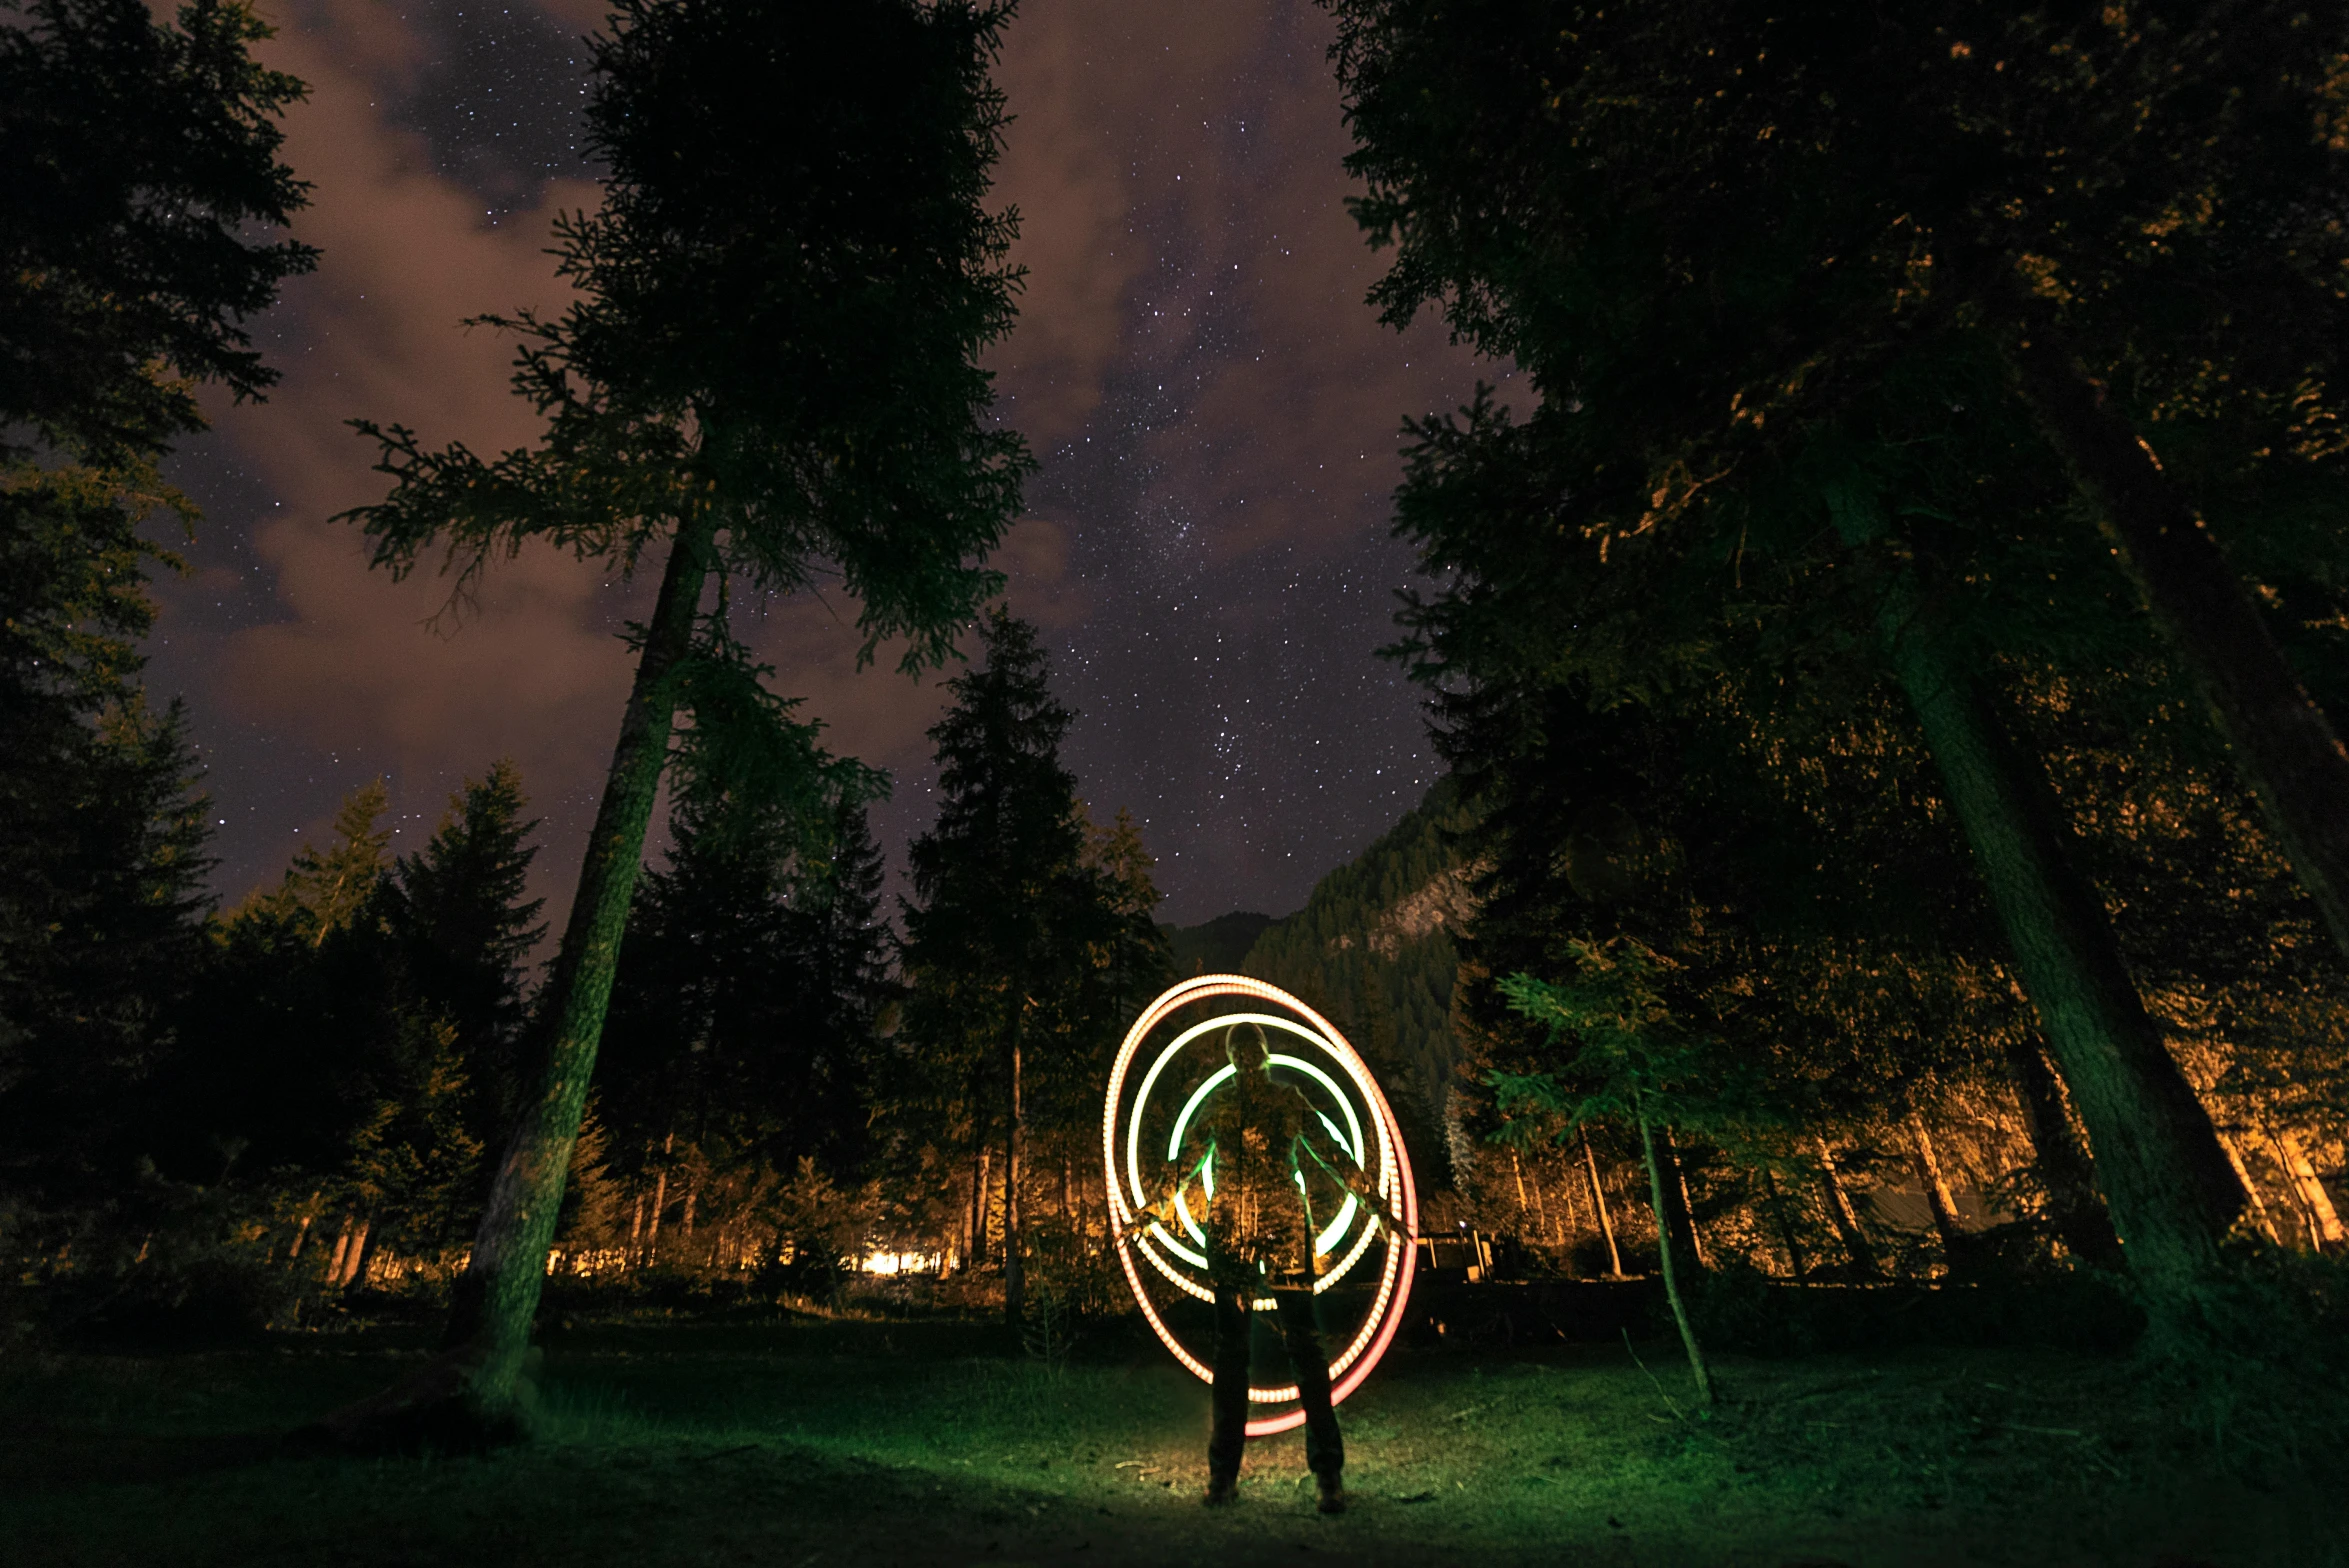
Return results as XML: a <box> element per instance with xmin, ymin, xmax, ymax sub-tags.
<box><xmin>1274</xmin><ymin>1290</ymin><xmax>1344</xmax><ymax>1510</ymax></box>
<box><xmin>1206</xmin><ymin>1285</ymin><xmax>1251</xmax><ymax>1501</ymax></box>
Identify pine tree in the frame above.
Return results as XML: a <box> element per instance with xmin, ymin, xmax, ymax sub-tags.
<box><xmin>1327</xmin><ymin>3</ymin><xmax>2324</xmax><ymax>1328</ymax></box>
<box><xmin>0</xmin><ymin>463</ymin><xmax>211</xmax><ymax>1212</ymax></box>
<box><xmin>1329</xmin><ymin>0</ymin><xmax>2349</xmax><ymax>958</ymax></box>
<box><xmin>1</xmin><ymin>0</ymin><xmax>313</xmax><ymax>461</ymax></box>
<box><xmin>777</xmin><ymin>798</ymin><xmax>897</xmax><ymax>1177</ymax></box>
<box><xmin>902</xmin><ymin>609</ymin><xmax>1135</xmax><ymax>1332</ymax></box>
<box><xmin>326</xmin><ymin>0</ymin><xmax>1029</xmax><ymax>1440</ymax></box>
<box><xmin>388</xmin><ymin>763</ymin><xmax>545</xmax><ymax>1153</ymax></box>
<box><xmin>1</xmin><ymin>0</ymin><xmax>306</xmax><ymax>1224</ymax></box>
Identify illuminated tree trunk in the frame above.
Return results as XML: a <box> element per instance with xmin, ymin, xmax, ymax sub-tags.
<box><xmin>2216</xmin><ymin>1132</ymin><xmax>2282</xmax><ymax>1244</ymax></box>
<box><xmin>1582</xmin><ymin>1130</ymin><xmax>1623</xmax><ymax>1276</ymax></box>
<box><xmin>326</xmin><ymin>1215</ymin><xmax>353</xmax><ymax>1284</ymax></box>
<box><xmin>1880</xmin><ymin>594</ymin><xmax>2244</xmax><ymax>1311</ymax></box>
<box><xmin>1003</xmin><ymin>1001</ymin><xmax>1027</xmax><ymax>1335</ymax></box>
<box><xmin>445</xmin><ymin>513</ymin><xmax>711</xmax><ymax>1363</ymax></box>
<box><xmin>309</xmin><ymin>518</ymin><xmax>712</xmax><ymax>1446</ymax></box>
<box><xmin>1997</xmin><ymin>311</ymin><xmax>2349</xmax><ymax>963</ymax></box>
<box><xmin>1761</xmin><ymin>1169</ymin><xmax>1809</xmax><ymax>1279</ymax></box>
<box><xmin>2273</xmin><ymin>1129</ymin><xmax>2346</xmax><ymax>1250</ymax></box>
<box><xmin>1907</xmin><ymin>1113</ymin><xmax>1970</xmax><ymax>1278</ymax></box>
<box><xmin>1659</xmin><ymin>1127</ymin><xmax>1707</xmax><ymax>1274</ymax></box>
<box><xmin>339</xmin><ymin>1218</ymin><xmax>373</xmax><ymax>1288</ymax></box>
<box><xmin>1814</xmin><ymin>1138</ymin><xmax>1882</xmax><ymax>1281</ymax></box>
<box><xmin>2002</xmin><ymin>1033</ymin><xmax>2123</xmax><ymax>1269</ymax></box>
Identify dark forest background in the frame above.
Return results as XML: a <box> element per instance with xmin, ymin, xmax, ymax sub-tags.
<box><xmin>6</xmin><ymin>0</ymin><xmax>2349</xmax><ymax>1402</ymax></box>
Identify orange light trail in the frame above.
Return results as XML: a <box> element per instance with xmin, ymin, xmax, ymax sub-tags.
<box><xmin>1103</xmin><ymin>974</ymin><xmax>1419</xmax><ymax>1437</ymax></box>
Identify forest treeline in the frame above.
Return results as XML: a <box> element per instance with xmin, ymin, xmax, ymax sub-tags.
<box><xmin>6</xmin><ymin>0</ymin><xmax>2349</xmax><ymax>1422</ymax></box>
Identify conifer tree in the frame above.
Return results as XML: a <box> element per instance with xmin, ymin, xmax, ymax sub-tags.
<box><xmin>1</xmin><ymin>0</ymin><xmax>312</xmax><ymax>460</ymax></box>
<box><xmin>0</xmin><ymin>470</ymin><xmax>211</xmax><ymax>1211</ymax></box>
<box><xmin>902</xmin><ymin>610</ymin><xmax>1147</xmax><ymax>1332</ymax></box>
<box><xmin>387</xmin><ymin>763</ymin><xmax>545</xmax><ymax>1150</ymax></box>
<box><xmin>1</xmin><ymin>0</ymin><xmax>305</xmax><ymax>1222</ymax></box>
<box><xmin>1328</xmin><ymin>0</ymin><xmax>2349</xmax><ymax>958</ymax></box>
<box><xmin>326</xmin><ymin>0</ymin><xmax>1028</xmax><ymax>1440</ymax></box>
<box><xmin>1326</xmin><ymin>3</ymin><xmax>2335</xmax><ymax>1328</ymax></box>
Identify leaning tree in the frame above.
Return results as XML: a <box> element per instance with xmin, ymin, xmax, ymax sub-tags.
<box><xmin>317</xmin><ymin>0</ymin><xmax>1030</xmax><ymax>1445</ymax></box>
<box><xmin>1329</xmin><ymin>0</ymin><xmax>2349</xmax><ymax>1334</ymax></box>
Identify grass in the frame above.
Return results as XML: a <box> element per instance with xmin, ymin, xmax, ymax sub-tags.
<box><xmin>1</xmin><ymin>1318</ymin><xmax>2341</xmax><ymax>1567</ymax></box>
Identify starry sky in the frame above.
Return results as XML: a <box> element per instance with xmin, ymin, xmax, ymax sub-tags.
<box><xmin>153</xmin><ymin>0</ymin><xmax>1506</xmax><ymax>928</ymax></box>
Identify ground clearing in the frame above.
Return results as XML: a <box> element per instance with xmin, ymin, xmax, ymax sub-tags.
<box><xmin>0</xmin><ymin>1324</ymin><xmax>2337</xmax><ymax>1567</ymax></box>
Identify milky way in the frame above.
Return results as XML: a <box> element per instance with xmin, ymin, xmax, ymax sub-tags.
<box><xmin>150</xmin><ymin>0</ymin><xmax>1503</xmax><ymax>926</ymax></box>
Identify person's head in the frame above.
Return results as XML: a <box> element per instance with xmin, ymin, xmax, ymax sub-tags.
<box><xmin>1224</xmin><ymin>1020</ymin><xmax>1272</xmax><ymax>1072</ymax></box>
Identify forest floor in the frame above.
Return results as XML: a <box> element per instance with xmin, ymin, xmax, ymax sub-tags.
<box><xmin>0</xmin><ymin>1315</ymin><xmax>2341</xmax><ymax>1568</ymax></box>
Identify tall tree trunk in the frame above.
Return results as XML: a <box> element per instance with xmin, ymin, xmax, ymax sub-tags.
<box><xmin>1516</xmin><ymin>1149</ymin><xmax>1552</xmax><ymax>1242</ymax></box>
<box><xmin>287</xmin><ymin>1211</ymin><xmax>314</xmax><ymax>1263</ymax></box>
<box><xmin>326</xmin><ymin>1215</ymin><xmax>354</xmax><ymax>1285</ymax></box>
<box><xmin>1635</xmin><ymin>1088</ymin><xmax>1712</xmax><ymax>1409</ymax></box>
<box><xmin>1993</xmin><ymin>302</ymin><xmax>2349</xmax><ymax>961</ymax></box>
<box><xmin>1659</xmin><ymin>1127</ymin><xmax>1708</xmax><ymax>1273</ymax></box>
<box><xmin>1907</xmin><ymin>1112</ymin><xmax>1971</xmax><ymax>1278</ymax></box>
<box><xmin>646</xmin><ymin>1146</ymin><xmax>671</xmax><ymax>1266</ymax></box>
<box><xmin>2216</xmin><ymin>1132</ymin><xmax>2282</xmax><ymax>1244</ymax></box>
<box><xmin>2002</xmin><ymin>1033</ymin><xmax>2125</xmax><ymax>1269</ymax></box>
<box><xmin>2272</xmin><ymin>1128</ymin><xmax>2346</xmax><ymax>1250</ymax></box>
<box><xmin>1874</xmin><ymin>575</ymin><xmax>2243</xmax><ymax>1309</ymax></box>
<box><xmin>1583</xmin><ymin>1130</ymin><xmax>1623</xmax><ymax>1277</ymax></box>
<box><xmin>1003</xmin><ymin>1001</ymin><xmax>1027</xmax><ymax>1335</ymax></box>
<box><xmin>1814</xmin><ymin>1139</ymin><xmax>1883</xmax><ymax>1281</ymax></box>
<box><xmin>969</xmin><ymin>1143</ymin><xmax>991</xmax><ymax>1268</ymax></box>
<box><xmin>1762</xmin><ymin>1168</ymin><xmax>1809</xmax><ymax>1279</ymax></box>
<box><xmin>339</xmin><ymin>1217</ymin><xmax>374</xmax><ymax>1289</ymax></box>
<box><xmin>406</xmin><ymin>515</ymin><xmax>712</xmax><ymax>1416</ymax></box>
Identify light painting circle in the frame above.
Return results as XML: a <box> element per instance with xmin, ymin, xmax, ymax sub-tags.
<box><xmin>1102</xmin><ymin>974</ymin><xmax>1418</xmax><ymax>1437</ymax></box>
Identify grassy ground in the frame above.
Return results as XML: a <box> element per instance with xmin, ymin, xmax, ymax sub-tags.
<box><xmin>1</xmin><ymin>1320</ymin><xmax>2340</xmax><ymax>1567</ymax></box>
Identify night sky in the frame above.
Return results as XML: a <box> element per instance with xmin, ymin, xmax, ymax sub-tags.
<box><xmin>151</xmin><ymin>0</ymin><xmax>1505</xmax><ymax>928</ymax></box>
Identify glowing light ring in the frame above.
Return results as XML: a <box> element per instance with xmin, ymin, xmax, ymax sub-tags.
<box><xmin>1129</xmin><ymin>1019</ymin><xmax>1378</xmax><ymax>1296</ymax></box>
<box><xmin>1104</xmin><ymin>974</ymin><xmax>1419</xmax><ymax>1438</ymax></box>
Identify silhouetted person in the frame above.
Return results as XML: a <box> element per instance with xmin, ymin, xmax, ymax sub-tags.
<box><xmin>1144</xmin><ymin>1021</ymin><xmax>1395</xmax><ymax>1512</ymax></box>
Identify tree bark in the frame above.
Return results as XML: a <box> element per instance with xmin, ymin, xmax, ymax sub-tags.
<box><xmin>1652</xmin><ymin>1125</ymin><xmax>1707</xmax><ymax>1279</ymax></box>
<box><xmin>1635</xmin><ymin>1089</ymin><xmax>1712</xmax><ymax>1409</ymax></box>
<box><xmin>2001</xmin><ymin>1032</ymin><xmax>2124</xmax><ymax>1269</ymax></box>
<box><xmin>1582</xmin><ymin>1130</ymin><xmax>1623</xmax><ymax>1277</ymax></box>
<box><xmin>1003</xmin><ymin>1000</ymin><xmax>1027</xmax><ymax>1335</ymax></box>
<box><xmin>1875</xmin><ymin>575</ymin><xmax>2243</xmax><ymax>1308</ymax></box>
<box><xmin>2273</xmin><ymin>1128</ymin><xmax>2347</xmax><ymax>1250</ymax></box>
<box><xmin>326</xmin><ymin>1215</ymin><xmax>353</xmax><ymax>1285</ymax></box>
<box><xmin>646</xmin><ymin>1138</ymin><xmax>672</xmax><ymax>1266</ymax></box>
<box><xmin>2216</xmin><ymin>1131</ymin><xmax>2282</xmax><ymax>1244</ymax></box>
<box><xmin>968</xmin><ymin>1142</ymin><xmax>990</xmax><ymax>1267</ymax></box>
<box><xmin>1814</xmin><ymin>1139</ymin><xmax>1882</xmax><ymax>1281</ymax></box>
<box><xmin>1762</xmin><ymin>1168</ymin><xmax>1809</xmax><ymax>1279</ymax></box>
<box><xmin>328</xmin><ymin>515</ymin><xmax>712</xmax><ymax>1439</ymax></box>
<box><xmin>339</xmin><ymin>1217</ymin><xmax>374</xmax><ymax>1289</ymax></box>
<box><xmin>1994</xmin><ymin>303</ymin><xmax>2349</xmax><ymax>961</ymax></box>
<box><xmin>1907</xmin><ymin>1113</ymin><xmax>1971</xmax><ymax>1278</ymax></box>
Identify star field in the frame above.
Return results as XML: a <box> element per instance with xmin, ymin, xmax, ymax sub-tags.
<box><xmin>154</xmin><ymin>0</ymin><xmax>1497</xmax><ymax>927</ymax></box>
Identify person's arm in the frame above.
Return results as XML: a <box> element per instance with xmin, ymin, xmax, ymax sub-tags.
<box><xmin>1297</xmin><ymin>1131</ymin><xmax>1408</xmax><ymax>1239</ymax></box>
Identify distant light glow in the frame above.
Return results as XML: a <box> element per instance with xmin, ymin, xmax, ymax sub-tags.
<box><xmin>1104</xmin><ymin>974</ymin><xmax>1419</xmax><ymax>1438</ymax></box>
<box><xmin>859</xmin><ymin>1250</ymin><xmax>939</xmax><ymax>1275</ymax></box>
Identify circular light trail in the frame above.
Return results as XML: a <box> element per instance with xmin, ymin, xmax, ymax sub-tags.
<box><xmin>1103</xmin><ymin>974</ymin><xmax>1418</xmax><ymax>1437</ymax></box>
